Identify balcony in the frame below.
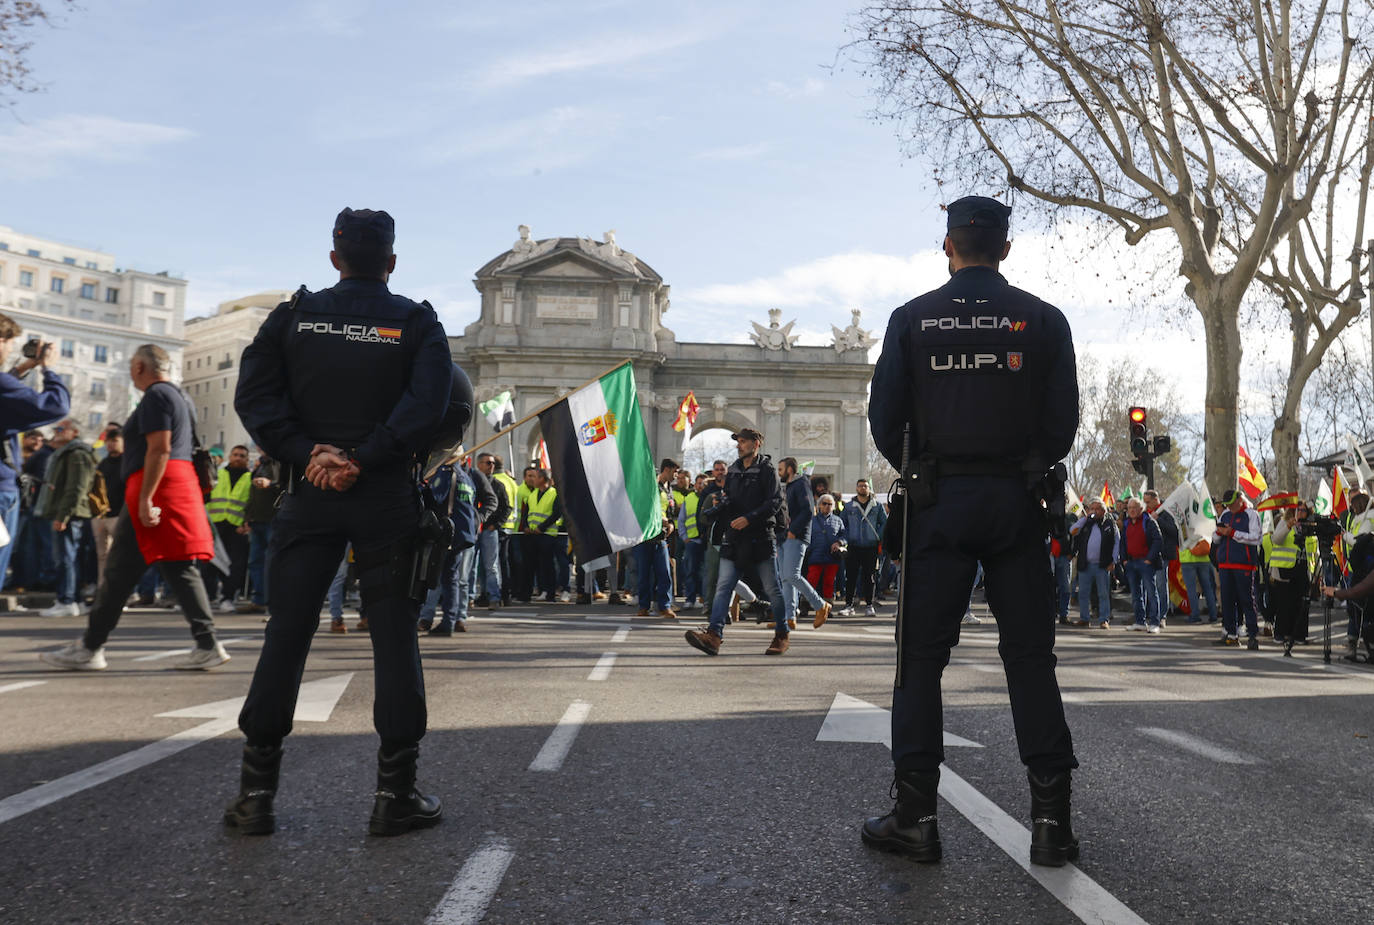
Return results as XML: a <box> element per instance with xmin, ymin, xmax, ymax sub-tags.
<box><xmin>217</xmin><ymin>359</ymin><xmax>233</xmax><ymax>371</ymax></box>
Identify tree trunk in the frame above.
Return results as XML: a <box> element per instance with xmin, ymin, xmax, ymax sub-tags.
<box><xmin>1201</xmin><ymin>303</ymin><xmax>1241</xmax><ymax>494</ymax></box>
<box><xmin>1271</xmin><ymin>310</ymin><xmax>1311</xmax><ymax>492</ymax></box>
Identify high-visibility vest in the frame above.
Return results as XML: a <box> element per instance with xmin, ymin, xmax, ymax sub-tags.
<box><xmin>1261</xmin><ymin>532</ymin><xmax>1273</xmax><ymax>567</ymax></box>
<box><xmin>659</xmin><ymin>484</ymin><xmax>673</xmax><ymax>516</ymax></box>
<box><xmin>207</xmin><ymin>468</ymin><xmax>251</xmax><ymax>526</ymax></box>
<box><xmin>1269</xmin><ymin>530</ymin><xmax>1302</xmax><ymax>570</ymax></box>
<box><xmin>516</xmin><ymin>482</ymin><xmax>535</xmax><ymax>528</ymax></box>
<box><xmin>1178</xmin><ymin>542</ymin><xmax>1210</xmax><ymax>564</ymax></box>
<box><xmin>493</xmin><ymin>472</ymin><xmax>519</xmax><ymax>531</ymax></box>
<box><xmin>528</xmin><ymin>487</ymin><xmax>559</xmax><ymax>532</ymax></box>
<box><xmin>683</xmin><ymin>491</ymin><xmax>701</xmax><ymax>541</ymax></box>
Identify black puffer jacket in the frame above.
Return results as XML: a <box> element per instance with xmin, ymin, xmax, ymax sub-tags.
<box><xmin>717</xmin><ymin>453</ymin><xmax>783</xmax><ymax>562</ymax></box>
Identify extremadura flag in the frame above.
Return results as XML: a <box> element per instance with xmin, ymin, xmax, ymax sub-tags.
<box><xmin>538</xmin><ymin>363</ymin><xmax>661</xmax><ymax>569</ymax></box>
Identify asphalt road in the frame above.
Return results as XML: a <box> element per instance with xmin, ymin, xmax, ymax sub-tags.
<box><xmin>1</xmin><ymin>595</ymin><xmax>1372</xmax><ymax>924</ymax></box>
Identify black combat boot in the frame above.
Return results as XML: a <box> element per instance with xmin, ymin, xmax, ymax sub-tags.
<box><xmin>368</xmin><ymin>745</ymin><xmax>443</xmax><ymax>836</ymax></box>
<box><xmin>860</xmin><ymin>769</ymin><xmax>941</xmax><ymax>862</ymax></box>
<box><xmin>1028</xmin><ymin>770</ymin><xmax>1080</xmax><ymax>867</ymax></box>
<box><xmin>223</xmin><ymin>744</ymin><xmax>282</xmax><ymax>835</ymax></box>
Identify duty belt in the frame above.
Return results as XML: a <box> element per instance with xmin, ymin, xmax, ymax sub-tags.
<box><xmin>932</xmin><ymin>458</ymin><xmax>1024</xmax><ymax>478</ymax></box>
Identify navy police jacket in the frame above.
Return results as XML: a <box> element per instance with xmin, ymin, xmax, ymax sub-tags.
<box><xmin>236</xmin><ymin>278</ymin><xmax>453</xmax><ymax>475</ymax></box>
<box><xmin>869</xmin><ymin>266</ymin><xmax>1078</xmax><ymax>472</ymax></box>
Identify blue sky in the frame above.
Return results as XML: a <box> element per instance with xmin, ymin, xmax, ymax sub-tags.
<box><xmin>1</xmin><ymin>0</ymin><xmax>1220</xmax><ymax>404</ymax></box>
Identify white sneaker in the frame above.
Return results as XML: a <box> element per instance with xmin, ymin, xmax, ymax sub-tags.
<box><xmin>557</xmin><ymin>591</ymin><xmax>572</xmax><ymax>603</ymax></box>
<box><xmin>962</xmin><ymin>612</ymin><xmax>982</xmax><ymax>625</ymax></box>
<box><xmin>838</xmin><ymin>605</ymin><xmax>855</xmax><ymax>616</ymax></box>
<box><xmin>37</xmin><ymin>601</ymin><xmax>81</xmax><ymax>617</ymax></box>
<box><xmin>40</xmin><ymin>640</ymin><xmax>107</xmax><ymax>670</ymax></box>
<box><xmin>172</xmin><ymin>642</ymin><xmax>231</xmax><ymax>670</ymax></box>
<box><xmin>216</xmin><ymin>599</ymin><xmax>237</xmax><ymax>614</ymax></box>
<box><xmin>864</xmin><ymin>605</ymin><xmax>877</xmax><ymax>618</ymax></box>
<box><xmin>1131</xmin><ymin>623</ymin><xmax>1147</xmax><ymax>631</ymax></box>
<box><xmin>1147</xmin><ymin>624</ymin><xmax>1161</xmax><ymax>635</ymax></box>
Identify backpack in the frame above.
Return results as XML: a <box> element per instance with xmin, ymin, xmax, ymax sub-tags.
<box><xmin>86</xmin><ymin>466</ymin><xmax>111</xmax><ymax>518</ymax></box>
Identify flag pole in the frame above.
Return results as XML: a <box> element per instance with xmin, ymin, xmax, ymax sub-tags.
<box><xmin>464</xmin><ymin>358</ymin><xmax>635</xmax><ymax>458</ymax></box>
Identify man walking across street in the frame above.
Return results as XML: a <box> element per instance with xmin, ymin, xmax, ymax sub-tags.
<box><xmin>863</xmin><ymin>196</ymin><xmax>1080</xmax><ymax>867</ymax></box>
<box><xmin>33</xmin><ymin>419</ymin><xmax>98</xmax><ymax>617</ymax></box>
<box><xmin>778</xmin><ymin>456</ymin><xmax>832</xmax><ymax>629</ymax></box>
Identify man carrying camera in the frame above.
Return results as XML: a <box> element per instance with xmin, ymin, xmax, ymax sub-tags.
<box><xmin>0</xmin><ymin>317</ymin><xmax>70</xmax><ymax>588</ymax></box>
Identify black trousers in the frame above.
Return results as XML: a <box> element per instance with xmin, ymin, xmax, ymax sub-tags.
<box><xmin>238</xmin><ymin>477</ymin><xmax>425</xmax><ymax>750</ymax></box>
<box><xmin>1271</xmin><ymin>567</ymin><xmax>1310</xmax><ymax>642</ymax></box>
<box><xmin>845</xmin><ymin>546</ymin><xmax>880</xmax><ymax>606</ymax></box>
<box><xmin>514</xmin><ymin>533</ymin><xmax>539</xmax><ymax>600</ymax></box>
<box><xmin>83</xmin><ymin>509</ymin><xmax>218</xmax><ymax>650</ymax></box>
<box><xmin>202</xmin><ymin>520</ymin><xmax>249</xmax><ymax>601</ymax></box>
<box><xmin>891</xmin><ymin>476</ymin><xmax>1076</xmax><ymax>777</ymax></box>
<box><xmin>498</xmin><ymin>531</ymin><xmax>513</xmax><ymax>603</ymax></box>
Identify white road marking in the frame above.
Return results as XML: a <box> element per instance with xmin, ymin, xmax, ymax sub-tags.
<box><xmin>0</xmin><ymin>680</ymin><xmax>47</xmax><ymax>695</ymax></box>
<box><xmin>426</xmin><ymin>836</ymin><xmax>516</xmax><ymax>925</ymax></box>
<box><xmin>816</xmin><ymin>693</ymin><xmax>984</xmax><ymax>749</ymax></box>
<box><xmin>610</xmin><ymin>627</ymin><xmax>630</xmax><ymax>643</ymax></box>
<box><xmin>0</xmin><ymin>674</ymin><xmax>354</xmax><ymax>826</ymax></box>
<box><xmin>1137</xmin><ymin>727</ymin><xmax>1258</xmax><ymax>765</ymax></box>
<box><xmin>528</xmin><ymin>700</ymin><xmax>591</xmax><ymax>772</ymax></box>
<box><xmin>587</xmin><ymin>653</ymin><xmax>617</xmax><ymax>681</ymax></box>
<box><xmin>131</xmin><ymin>636</ymin><xmax>252</xmax><ymax>662</ymax></box>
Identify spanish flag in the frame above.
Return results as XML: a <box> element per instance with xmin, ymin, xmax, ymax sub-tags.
<box><xmin>1100</xmin><ymin>480</ymin><xmax>1115</xmax><ymax>507</ymax></box>
<box><xmin>1237</xmin><ymin>446</ymin><xmax>1267</xmax><ymax>500</ymax></box>
<box><xmin>1255</xmin><ymin>492</ymin><xmax>1300</xmax><ymax>512</ymax></box>
<box><xmin>1332</xmin><ymin>465</ymin><xmax>1351</xmax><ymax>518</ymax></box>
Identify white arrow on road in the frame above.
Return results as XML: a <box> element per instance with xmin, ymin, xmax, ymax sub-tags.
<box><xmin>818</xmin><ymin>692</ymin><xmax>1149</xmax><ymax>925</ymax></box>
<box><xmin>0</xmin><ymin>673</ymin><xmax>354</xmax><ymax>826</ymax></box>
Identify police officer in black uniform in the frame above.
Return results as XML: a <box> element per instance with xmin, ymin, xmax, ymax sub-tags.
<box><xmin>863</xmin><ymin>197</ymin><xmax>1080</xmax><ymax>867</ymax></box>
<box><xmin>224</xmin><ymin>208</ymin><xmax>454</xmax><ymax>837</ymax></box>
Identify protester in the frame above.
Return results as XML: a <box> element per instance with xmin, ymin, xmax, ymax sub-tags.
<box><xmin>633</xmin><ymin>459</ymin><xmax>677</xmax><ymax>618</ymax></box>
<box><xmin>33</xmin><ymin>419</ymin><xmax>98</xmax><ymax>617</ymax></box>
<box><xmin>1213</xmin><ymin>489</ymin><xmax>1263</xmax><ymax>649</ymax></box>
<box><xmin>239</xmin><ymin>448</ymin><xmax>282</xmax><ymax>615</ymax></box>
<box><xmin>92</xmin><ymin>426</ymin><xmax>127</xmax><ymax>588</ymax></box>
<box><xmin>204</xmin><ymin>444</ymin><xmax>252</xmax><ymax>612</ymax></box>
<box><xmin>1070</xmin><ymin>499</ymin><xmax>1116</xmax><ymax>628</ymax></box>
<box><xmin>778</xmin><ymin>456</ymin><xmax>831</xmax><ymax>630</ymax></box>
<box><xmin>1116</xmin><ymin>497</ymin><xmax>1163</xmax><ymax>633</ymax></box>
<box><xmin>1143</xmin><ymin>489</ymin><xmax>1179</xmax><ymax>624</ymax></box>
<box><xmin>473</xmin><ymin>452</ymin><xmax>511</xmax><ymax>609</ymax></box>
<box><xmin>839</xmin><ymin>478</ymin><xmax>886</xmax><ymax>618</ymax></box>
<box><xmin>805</xmin><ymin>493</ymin><xmax>846</xmax><ymax>604</ymax></box>
<box><xmin>1268</xmin><ymin>499</ymin><xmax>1311</xmax><ymax>647</ymax></box>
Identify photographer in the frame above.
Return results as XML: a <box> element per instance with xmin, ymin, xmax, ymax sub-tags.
<box><xmin>0</xmin><ymin>316</ymin><xmax>70</xmax><ymax>586</ymax></box>
<box><xmin>1269</xmin><ymin>500</ymin><xmax>1311</xmax><ymax>646</ymax></box>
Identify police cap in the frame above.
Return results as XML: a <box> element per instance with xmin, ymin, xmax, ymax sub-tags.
<box><xmin>333</xmin><ymin>208</ymin><xmax>395</xmax><ymax>248</ymax></box>
<box><xmin>946</xmin><ymin>196</ymin><xmax>1012</xmax><ymax>232</ymax></box>
<box><xmin>731</xmin><ymin>427</ymin><xmax>764</xmax><ymax>444</ymax></box>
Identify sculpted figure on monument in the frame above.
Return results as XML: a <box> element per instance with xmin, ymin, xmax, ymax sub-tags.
<box><xmin>750</xmin><ymin>308</ymin><xmax>799</xmax><ymax>352</ymax></box>
<box><xmin>497</xmin><ymin>224</ymin><xmax>554</xmax><ymax>270</ymax></box>
<box><xmin>831</xmin><ymin>308</ymin><xmax>878</xmax><ymax>355</ymax></box>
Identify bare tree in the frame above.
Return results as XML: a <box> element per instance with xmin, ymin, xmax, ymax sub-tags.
<box><xmin>1069</xmin><ymin>355</ymin><xmax>1188</xmax><ymax>497</ymax></box>
<box><xmin>847</xmin><ymin>0</ymin><xmax>1374</xmax><ymax>493</ymax></box>
<box><xmin>0</xmin><ymin>1</ymin><xmax>73</xmax><ymax>103</ymax></box>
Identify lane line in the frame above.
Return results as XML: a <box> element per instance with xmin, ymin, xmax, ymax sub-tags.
<box><xmin>1137</xmin><ymin>727</ymin><xmax>1258</xmax><ymax>765</ymax></box>
<box><xmin>528</xmin><ymin>700</ymin><xmax>591</xmax><ymax>772</ymax></box>
<box><xmin>130</xmin><ymin>636</ymin><xmax>252</xmax><ymax>662</ymax></box>
<box><xmin>0</xmin><ymin>680</ymin><xmax>47</xmax><ymax>695</ymax></box>
<box><xmin>587</xmin><ymin>653</ymin><xmax>617</xmax><ymax>681</ymax></box>
<box><xmin>610</xmin><ymin>627</ymin><xmax>630</xmax><ymax>644</ymax></box>
<box><xmin>937</xmin><ymin>766</ymin><xmax>1150</xmax><ymax>925</ymax></box>
<box><xmin>0</xmin><ymin>717</ymin><xmax>239</xmax><ymax>825</ymax></box>
<box><xmin>426</xmin><ymin>836</ymin><xmax>516</xmax><ymax>925</ymax></box>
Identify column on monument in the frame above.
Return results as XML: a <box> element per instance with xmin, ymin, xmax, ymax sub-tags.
<box><xmin>841</xmin><ymin>399</ymin><xmax>867</xmax><ymax>488</ymax></box>
<box><xmin>500</xmin><ymin>280</ymin><xmax>516</xmax><ymax>325</ymax></box>
<box><xmin>760</xmin><ymin>398</ymin><xmax>786</xmax><ymax>456</ymax></box>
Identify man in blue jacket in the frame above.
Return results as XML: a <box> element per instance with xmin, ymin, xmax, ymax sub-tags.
<box><xmin>840</xmin><ymin>478</ymin><xmax>887</xmax><ymax>618</ymax></box>
<box><xmin>778</xmin><ymin>456</ymin><xmax>832</xmax><ymax>629</ymax></box>
<box><xmin>0</xmin><ymin>317</ymin><xmax>69</xmax><ymax>588</ymax></box>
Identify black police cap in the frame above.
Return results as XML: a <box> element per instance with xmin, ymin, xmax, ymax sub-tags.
<box><xmin>946</xmin><ymin>196</ymin><xmax>1012</xmax><ymax>232</ymax></box>
<box><xmin>333</xmin><ymin>208</ymin><xmax>395</xmax><ymax>248</ymax></box>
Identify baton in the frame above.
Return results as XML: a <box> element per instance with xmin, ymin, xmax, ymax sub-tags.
<box><xmin>895</xmin><ymin>424</ymin><xmax>911</xmax><ymax>689</ymax></box>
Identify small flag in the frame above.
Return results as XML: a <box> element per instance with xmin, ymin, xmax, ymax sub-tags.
<box><xmin>1237</xmin><ymin>445</ymin><xmax>1267</xmax><ymax>500</ymax></box>
<box><xmin>1100</xmin><ymin>481</ymin><xmax>1115</xmax><ymax>507</ymax></box>
<box><xmin>538</xmin><ymin>439</ymin><xmax>551</xmax><ymax>474</ymax></box>
<box><xmin>1344</xmin><ymin>434</ymin><xmax>1373</xmax><ymax>490</ymax></box>
<box><xmin>1315</xmin><ymin>478</ymin><xmax>1333</xmax><ymax>515</ymax></box>
<box><xmin>480</xmin><ymin>391</ymin><xmax>515</xmax><ymax>430</ymax></box>
<box><xmin>671</xmin><ymin>391</ymin><xmax>700</xmax><ymax>433</ymax></box>
<box><xmin>1255</xmin><ymin>492</ymin><xmax>1300</xmax><ymax>512</ymax></box>
<box><xmin>1065</xmin><ymin>482</ymin><xmax>1083</xmax><ymax>516</ymax></box>
<box><xmin>1167</xmin><ymin>559</ymin><xmax>1191</xmax><ymax>616</ymax></box>
<box><xmin>1333</xmin><ymin>465</ymin><xmax>1351</xmax><ymax>518</ymax></box>
<box><xmin>801</xmin><ymin>460</ymin><xmax>816</xmax><ymax>476</ymax></box>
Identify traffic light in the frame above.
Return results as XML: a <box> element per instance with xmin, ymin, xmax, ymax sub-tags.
<box><xmin>1128</xmin><ymin>407</ymin><xmax>1148</xmax><ymax>458</ymax></box>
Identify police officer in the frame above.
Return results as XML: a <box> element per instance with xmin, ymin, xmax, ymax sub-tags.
<box><xmin>225</xmin><ymin>208</ymin><xmax>455</xmax><ymax>837</ymax></box>
<box><xmin>864</xmin><ymin>196</ymin><xmax>1080</xmax><ymax>867</ymax></box>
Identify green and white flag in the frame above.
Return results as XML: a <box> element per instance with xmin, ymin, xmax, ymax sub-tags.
<box><xmin>479</xmin><ymin>391</ymin><xmax>515</xmax><ymax>430</ymax></box>
<box><xmin>537</xmin><ymin>363</ymin><xmax>661</xmax><ymax>570</ymax></box>
<box><xmin>1315</xmin><ymin>478</ymin><xmax>1333</xmax><ymax>515</ymax></box>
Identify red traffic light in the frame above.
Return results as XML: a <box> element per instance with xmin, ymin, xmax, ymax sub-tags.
<box><xmin>1129</xmin><ymin>407</ymin><xmax>1147</xmax><ymax>424</ymax></box>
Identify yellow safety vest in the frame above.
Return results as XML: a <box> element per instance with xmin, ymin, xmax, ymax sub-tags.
<box><xmin>1261</xmin><ymin>532</ymin><xmax>1273</xmax><ymax>567</ymax></box>
<box><xmin>493</xmin><ymin>472</ymin><xmax>519</xmax><ymax>531</ymax></box>
<box><xmin>1269</xmin><ymin>530</ymin><xmax>1301</xmax><ymax>570</ymax></box>
<box><xmin>527</xmin><ymin>487</ymin><xmax>559</xmax><ymax>532</ymax></box>
<box><xmin>684</xmin><ymin>492</ymin><xmax>701</xmax><ymax>541</ymax></box>
<box><xmin>207</xmin><ymin>468</ymin><xmax>251</xmax><ymax>526</ymax></box>
<box><xmin>516</xmin><ymin>482</ymin><xmax>535</xmax><ymax>528</ymax></box>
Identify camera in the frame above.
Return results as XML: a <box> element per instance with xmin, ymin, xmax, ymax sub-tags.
<box><xmin>1295</xmin><ymin>512</ymin><xmax>1343</xmax><ymax>544</ymax></box>
<box><xmin>21</xmin><ymin>339</ymin><xmax>41</xmax><ymax>359</ymax></box>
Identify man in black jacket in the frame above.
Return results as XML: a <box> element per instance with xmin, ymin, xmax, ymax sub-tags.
<box><xmin>1143</xmin><ymin>489</ymin><xmax>1179</xmax><ymax>623</ymax></box>
<box><xmin>1071</xmin><ymin>500</ymin><xmax>1117</xmax><ymax>627</ymax></box>
<box><xmin>685</xmin><ymin>429</ymin><xmax>790</xmax><ymax>655</ymax></box>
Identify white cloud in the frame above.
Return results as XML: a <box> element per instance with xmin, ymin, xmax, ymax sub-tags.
<box><xmin>0</xmin><ymin>115</ymin><xmax>194</xmax><ymax>178</ymax></box>
<box><xmin>679</xmin><ymin>249</ymin><xmax>945</xmax><ymax>313</ymax></box>
<box><xmin>766</xmin><ymin>77</ymin><xmax>826</xmax><ymax>98</ymax></box>
<box><xmin>473</xmin><ymin>28</ymin><xmax>711</xmax><ymax>88</ymax></box>
<box><xmin>693</xmin><ymin>141</ymin><xmax>771</xmax><ymax>161</ymax></box>
<box><xmin>417</xmin><ymin>106</ymin><xmax>622</xmax><ymax>174</ymax></box>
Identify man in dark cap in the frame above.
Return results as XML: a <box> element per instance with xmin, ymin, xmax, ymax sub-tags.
<box><xmin>684</xmin><ymin>427</ymin><xmax>790</xmax><ymax>655</ymax></box>
<box><xmin>1211</xmin><ymin>488</ymin><xmax>1262</xmax><ymax>649</ymax></box>
<box><xmin>225</xmin><ymin>207</ymin><xmax>455</xmax><ymax>837</ymax></box>
<box><xmin>863</xmin><ymin>196</ymin><xmax>1081</xmax><ymax>867</ymax></box>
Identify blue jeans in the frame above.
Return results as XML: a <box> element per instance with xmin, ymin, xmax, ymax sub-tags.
<box><xmin>0</xmin><ymin>490</ymin><xmax>19</xmax><ymax>588</ymax></box>
<box><xmin>1218</xmin><ymin>567</ymin><xmax>1260</xmax><ymax>638</ymax></box>
<box><xmin>1052</xmin><ymin>556</ymin><xmax>1072</xmax><ymax>618</ymax></box>
<box><xmin>421</xmin><ymin>545</ymin><xmax>472</xmax><ymax>628</ymax></box>
<box><xmin>1124</xmin><ymin>558</ymin><xmax>1160</xmax><ymax>626</ymax></box>
<box><xmin>476</xmin><ymin>528</ymin><xmax>501</xmax><ymax>600</ymax></box>
<box><xmin>53</xmin><ymin>517</ymin><xmax>88</xmax><ymax>604</ymax></box>
<box><xmin>1181</xmin><ymin>561</ymin><xmax>1218</xmax><ymax>622</ymax></box>
<box><xmin>709</xmin><ymin>551</ymin><xmax>786</xmax><ymax>636</ymax></box>
<box><xmin>1077</xmin><ymin>563</ymin><xmax>1110</xmax><ymax>625</ymax></box>
<box><xmin>681</xmin><ymin>539</ymin><xmax>705</xmax><ymax>605</ymax></box>
<box><xmin>327</xmin><ymin>545</ymin><xmax>350</xmax><ymax>620</ymax></box>
<box><xmin>779</xmin><ymin>536</ymin><xmax>824</xmax><ymax>620</ymax></box>
<box><xmin>248</xmin><ymin>521</ymin><xmax>272</xmax><ymax>605</ymax></box>
<box><xmin>634</xmin><ymin>539</ymin><xmax>671</xmax><ymax>611</ymax></box>
<box><xmin>1153</xmin><ymin>565</ymin><xmax>1171</xmax><ymax>618</ymax></box>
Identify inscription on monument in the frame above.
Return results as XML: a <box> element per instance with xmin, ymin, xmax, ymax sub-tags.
<box><xmin>536</xmin><ymin>294</ymin><xmax>600</xmax><ymax>320</ymax></box>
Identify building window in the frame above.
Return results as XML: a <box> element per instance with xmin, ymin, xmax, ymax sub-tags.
<box><xmin>102</xmin><ymin>313</ymin><xmax>117</xmax><ymax>323</ymax></box>
<box><xmin>91</xmin><ymin>380</ymin><xmax>106</xmax><ymax>399</ymax></box>
<box><xmin>60</xmin><ymin>339</ymin><xmax>74</xmax><ymax>358</ymax></box>
<box><xmin>0</xmin><ymin>242</ymin><xmax>8</xmax><ymax>250</ymax></box>
<box><xmin>19</xmin><ymin>270</ymin><xmax>33</xmax><ymax>287</ymax></box>
<box><xmin>149</xmin><ymin>318</ymin><xmax>166</xmax><ymax>335</ymax></box>
<box><xmin>62</xmin><ymin>257</ymin><xmax>76</xmax><ymax>265</ymax></box>
<box><xmin>80</xmin><ymin>282</ymin><xmax>96</xmax><ymax>300</ymax></box>
<box><xmin>26</xmin><ymin>248</ymin><xmax>39</xmax><ymax>257</ymax></box>
<box><xmin>79</xmin><ymin>309</ymin><xmax>93</xmax><ymax>320</ymax></box>
<box><xmin>93</xmin><ymin>345</ymin><xmax>108</xmax><ymax>364</ymax></box>
<box><xmin>88</xmin><ymin>411</ymin><xmax>102</xmax><ymax>430</ymax></box>
<box><xmin>222</xmin><ymin>377</ymin><xmax>228</xmax><ymax>389</ymax></box>
<box><xmin>105</xmin><ymin>288</ymin><xmax>119</xmax><ymax>303</ymax></box>
<box><xmin>85</xmin><ymin>261</ymin><xmax>97</xmax><ymax>270</ymax></box>
<box><xmin>152</xmin><ymin>291</ymin><xmax>166</xmax><ymax>307</ymax></box>
<box><xmin>220</xmin><ymin>403</ymin><xmax>226</xmax><ymax>417</ymax></box>
<box><xmin>50</xmin><ymin>277</ymin><xmax>64</xmax><ymax>294</ymax></box>
<box><xmin>202</xmin><ymin>407</ymin><xmax>209</xmax><ymax>421</ymax></box>
<box><xmin>196</xmin><ymin>357</ymin><xmax>202</xmax><ymax>368</ymax></box>
<box><xmin>185</xmin><ymin>360</ymin><xmax>192</xmax><ymax>372</ymax></box>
